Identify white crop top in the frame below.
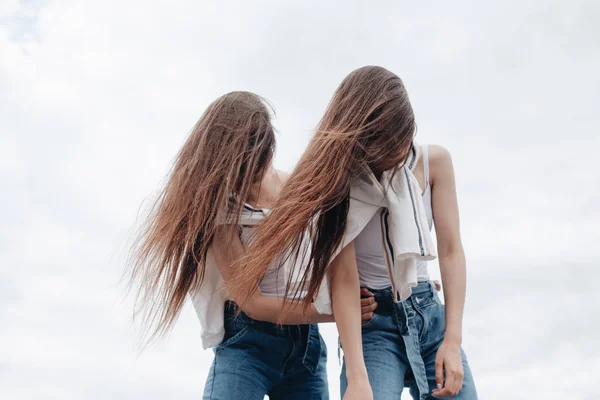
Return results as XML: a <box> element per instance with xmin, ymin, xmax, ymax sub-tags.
<box><xmin>355</xmin><ymin>145</ymin><xmax>434</xmax><ymax>289</ymax></box>
<box><xmin>240</xmin><ymin>204</ymin><xmax>304</xmax><ymax>299</ymax></box>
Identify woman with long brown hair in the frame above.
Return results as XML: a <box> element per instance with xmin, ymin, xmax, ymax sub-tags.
<box><xmin>233</xmin><ymin>67</ymin><xmax>478</xmax><ymax>399</ymax></box>
<box><xmin>127</xmin><ymin>91</ymin><xmax>379</xmax><ymax>399</ymax></box>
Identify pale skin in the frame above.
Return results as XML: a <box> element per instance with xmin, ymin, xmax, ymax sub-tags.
<box><xmin>211</xmin><ymin>167</ymin><xmax>377</xmax><ymax>326</ymax></box>
<box><xmin>414</xmin><ymin>145</ymin><xmax>466</xmax><ymax>397</ymax></box>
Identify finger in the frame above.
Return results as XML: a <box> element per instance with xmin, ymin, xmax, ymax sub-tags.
<box><xmin>432</xmin><ymin>386</ymin><xmax>454</xmax><ymax>398</ymax></box>
<box><xmin>445</xmin><ymin>374</ymin><xmax>459</xmax><ymax>396</ymax></box>
<box><xmin>453</xmin><ymin>370</ymin><xmax>464</xmax><ymax>395</ymax></box>
<box><xmin>360</xmin><ymin>288</ymin><xmax>374</xmax><ymax>297</ymax></box>
<box><xmin>439</xmin><ymin>373</ymin><xmax>460</xmax><ymax>397</ymax></box>
<box><xmin>433</xmin><ymin>280</ymin><xmax>441</xmax><ymax>291</ymax></box>
<box><xmin>458</xmin><ymin>375</ymin><xmax>464</xmax><ymax>394</ymax></box>
<box><xmin>361</xmin><ymin>312</ymin><xmax>373</xmax><ymax>323</ymax></box>
<box><xmin>368</xmin><ymin>301</ymin><xmax>378</xmax><ymax>312</ymax></box>
<box><xmin>451</xmin><ymin>375</ymin><xmax>462</xmax><ymax>396</ymax></box>
<box><xmin>432</xmin><ymin>374</ymin><xmax>456</xmax><ymax>398</ymax></box>
<box><xmin>434</xmin><ymin>358</ymin><xmax>444</xmax><ymax>394</ymax></box>
<box><xmin>360</xmin><ymin>297</ymin><xmax>375</xmax><ymax>307</ymax></box>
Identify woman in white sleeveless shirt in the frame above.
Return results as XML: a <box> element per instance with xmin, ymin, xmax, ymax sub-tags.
<box><xmin>233</xmin><ymin>67</ymin><xmax>477</xmax><ymax>400</ymax></box>
<box><xmin>128</xmin><ymin>92</ymin><xmax>375</xmax><ymax>400</ymax></box>
<box><xmin>346</xmin><ymin>144</ymin><xmax>478</xmax><ymax>399</ymax></box>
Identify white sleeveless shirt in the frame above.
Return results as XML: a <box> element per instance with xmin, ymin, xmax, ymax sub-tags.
<box><xmin>355</xmin><ymin>145</ymin><xmax>433</xmax><ymax>289</ymax></box>
<box><xmin>239</xmin><ymin>204</ymin><xmax>298</xmax><ymax>298</ymax></box>
<box><xmin>190</xmin><ymin>203</ymin><xmax>305</xmax><ymax>349</ymax></box>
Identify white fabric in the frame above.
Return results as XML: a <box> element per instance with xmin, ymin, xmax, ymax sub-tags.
<box><xmin>190</xmin><ymin>205</ymin><xmax>283</xmax><ymax>349</ymax></box>
<box><xmin>355</xmin><ymin>145</ymin><xmax>435</xmax><ymax>287</ymax></box>
<box><xmin>417</xmin><ymin>144</ymin><xmax>433</xmax><ymax>281</ymax></box>
<box><xmin>237</xmin><ymin>207</ymin><xmax>289</xmax><ymax>298</ymax></box>
<box><xmin>354</xmin><ymin>144</ymin><xmax>435</xmax><ymax>288</ymax></box>
<box><xmin>314</xmin><ymin>144</ymin><xmax>437</xmax><ymax>314</ymax></box>
<box><xmin>354</xmin><ymin>209</ymin><xmax>395</xmax><ymax>289</ymax></box>
<box><xmin>415</xmin><ymin>183</ymin><xmax>433</xmax><ymax>281</ymax></box>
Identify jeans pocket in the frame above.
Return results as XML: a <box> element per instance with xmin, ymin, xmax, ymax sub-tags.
<box><xmin>420</xmin><ymin>302</ymin><xmax>446</xmax><ymax>347</ymax></box>
<box><xmin>302</xmin><ymin>326</ymin><xmax>324</xmax><ymax>375</ymax></box>
<box><xmin>217</xmin><ymin>326</ymin><xmax>251</xmax><ymax>349</ymax></box>
<box><xmin>361</xmin><ymin>311</ymin><xmax>380</xmax><ymax>330</ymax></box>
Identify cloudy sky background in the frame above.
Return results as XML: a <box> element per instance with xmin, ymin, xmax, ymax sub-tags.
<box><xmin>1</xmin><ymin>0</ymin><xmax>598</xmax><ymax>399</ymax></box>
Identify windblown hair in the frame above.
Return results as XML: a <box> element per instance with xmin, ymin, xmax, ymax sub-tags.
<box><xmin>128</xmin><ymin>91</ymin><xmax>275</xmax><ymax>340</ymax></box>
<box><xmin>232</xmin><ymin>66</ymin><xmax>416</xmax><ymax>314</ymax></box>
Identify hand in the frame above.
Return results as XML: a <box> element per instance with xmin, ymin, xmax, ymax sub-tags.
<box><xmin>344</xmin><ymin>379</ymin><xmax>373</xmax><ymax>400</ymax></box>
<box><xmin>432</xmin><ymin>340</ymin><xmax>464</xmax><ymax>398</ymax></box>
<box><xmin>433</xmin><ymin>280</ymin><xmax>441</xmax><ymax>291</ymax></box>
<box><xmin>360</xmin><ymin>288</ymin><xmax>377</xmax><ymax>323</ymax></box>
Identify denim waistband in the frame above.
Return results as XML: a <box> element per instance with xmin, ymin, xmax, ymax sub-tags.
<box><xmin>224</xmin><ymin>301</ymin><xmax>316</xmax><ymax>336</ymax></box>
<box><xmin>364</xmin><ymin>281</ymin><xmax>436</xmax><ymax>309</ymax></box>
<box><xmin>224</xmin><ymin>301</ymin><xmax>323</xmax><ymax>375</ymax></box>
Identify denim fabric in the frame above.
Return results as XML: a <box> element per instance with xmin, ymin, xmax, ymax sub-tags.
<box><xmin>203</xmin><ymin>301</ymin><xmax>329</xmax><ymax>400</ymax></box>
<box><xmin>340</xmin><ymin>282</ymin><xmax>478</xmax><ymax>400</ymax></box>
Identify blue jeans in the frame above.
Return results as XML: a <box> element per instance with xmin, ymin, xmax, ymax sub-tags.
<box><xmin>203</xmin><ymin>301</ymin><xmax>329</xmax><ymax>399</ymax></box>
<box><xmin>341</xmin><ymin>282</ymin><xmax>478</xmax><ymax>400</ymax></box>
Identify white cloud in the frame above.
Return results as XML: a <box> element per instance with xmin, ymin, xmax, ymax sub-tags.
<box><xmin>1</xmin><ymin>0</ymin><xmax>598</xmax><ymax>399</ymax></box>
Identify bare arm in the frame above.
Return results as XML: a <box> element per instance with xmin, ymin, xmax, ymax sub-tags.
<box><xmin>429</xmin><ymin>145</ymin><xmax>466</xmax><ymax>397</ymax></box>
<box><xmin>212</xmin><ymin>224</ymin><xmax>333</xmax><ymax>324</ymax></box>
<box><xmin>430</xmin><ymin>145</ymin><xmax>465</xmax><ymax>343</ymax></box>
<box><xmin>330</xmin><ymin>242</ymin><xmax>372</xmax><ymax>398</ymax></box>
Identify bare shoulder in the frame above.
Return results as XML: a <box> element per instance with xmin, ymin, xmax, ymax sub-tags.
<box><xmin>428</xmin><ymin>144</ymin><xmax>452</xmax><ymax>162</ymax></box>
<box><xmin>428</xmin><ymin>144</ymin><xmax>453</xmax><ymax>167</ymax></box>
<box><xmin>275</xmin><ymin>169</ymin><xmax>291</xmax><ymax>184</ymax></box>
<box><xmin>427</xmin><ymin>145</ymin><xmax>454</xmax><ymax>183</ymax></box>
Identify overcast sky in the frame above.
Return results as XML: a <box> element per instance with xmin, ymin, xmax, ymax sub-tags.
<box><xmin>1</xmin><ymin>0</ymin><xmax>598</xmax><ymax>399</ymax></box>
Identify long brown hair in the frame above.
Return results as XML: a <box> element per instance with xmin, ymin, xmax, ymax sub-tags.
<box><xmin>128</xmin><ymin>91</ymin><xmax>275</xmax><ymax>340</ymax></box>
<box><xmin>232</xmin><ymin>66</ymin><xmax>416</xmax><ymax>313</ymax></box>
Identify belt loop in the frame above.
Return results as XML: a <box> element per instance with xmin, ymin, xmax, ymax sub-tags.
<box><xmin>401</xmin><ymin>299</ymin><xmax>410</xmax><ymax>336</ymax></box>
<box><xmin>301</xmin><ymin>324</ymin><xmax>311</xmax><ymax>360</ymax></box>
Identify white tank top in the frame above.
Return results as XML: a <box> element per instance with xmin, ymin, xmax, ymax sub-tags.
<box><xmin>355</xmin><ymin>145</ymin><xmax>433</xmax><ymax>289</ymax></box>
<box><xmin>239</xmin><ymin>204</ymin><xmax>304</xmax><ymax>299</ymax></box>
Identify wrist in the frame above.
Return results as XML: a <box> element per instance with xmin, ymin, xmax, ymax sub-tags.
<box><xmin>443</xmin><ymin>331</ymin><xmax>462</xmax><ymax>345</ymax></box>
<box><xmin>346</xmin><ymin>364</ymin><xmax>369</xmax><ymax>382</ymax></box>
